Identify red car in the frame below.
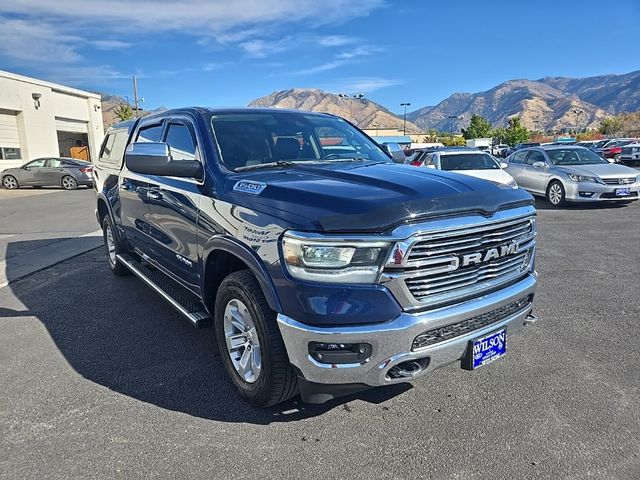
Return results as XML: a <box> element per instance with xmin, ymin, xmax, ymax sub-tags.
<box><xmin>599</xmin><ymin>139</ymin><xmax>637</xmax><ymax>162</ymax></box>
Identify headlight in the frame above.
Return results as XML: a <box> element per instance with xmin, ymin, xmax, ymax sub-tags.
<box><xmin>282</xmin><ymin>233</ymin><xmax>389</xmax><ymax>283</ymax></box>
<box><xmin>567</xmin><ymin>174</ymin><xmax>599</xmax><ymax>183</ymax></box>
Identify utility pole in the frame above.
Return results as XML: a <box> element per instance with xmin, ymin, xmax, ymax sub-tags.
<box><xmin>401</xmin><ymin>102</ymin><xmax>411</xmax><ymax>135</ymax></box>
<box><xmin>133</xmin><ymin>75</ymin><xmax>140</xmax><ymax>118</ymax></box>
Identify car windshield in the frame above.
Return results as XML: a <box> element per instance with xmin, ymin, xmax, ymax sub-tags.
<box><xmin>546</xmin><ymin>148</ymin><xmax>608</xmax><ymax>165</ymax></box>
<box><xmin>439</xmin><ymin>153</ymin><xmax>499</xmax><ymax>171</ymax></box>
<box><xmin>210</xmin><ymin>111</ymin><xmax>390</xmax><ymax>171</ymax></box>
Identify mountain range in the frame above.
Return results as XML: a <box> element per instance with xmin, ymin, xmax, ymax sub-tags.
<box><xmin>101</xmin><ymin>70</ymin><xmax>640</xmax><ymax>133</ymax></box>
<box><xmin>249</xmin><ymin>70</ymin><xmax>640</xmax><ymax>133</ymax></box>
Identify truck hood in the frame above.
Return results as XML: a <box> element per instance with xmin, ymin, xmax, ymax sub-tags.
<box><xmin>226</xmin><ymin>162</ymin><xmax>533</xmax><ymax>233</ymax></box>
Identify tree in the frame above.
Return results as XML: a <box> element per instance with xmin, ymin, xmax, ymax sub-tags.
<box><xmin>441</xmin><ymin>135</ymin><xmax>466</xmax><ymax>147</ymax></box>
<box><xmin>503</xmin><ymin>117</ymin><xmax>530</xmax><ymax>146</ymax></box>
<box><xmin>461</xmin><ymin>114</ymin><xmax>492</xmax><ymax>140</ymax></box>
<box><xmin>599</xmin><ymin>116</ymin><xmax>624</xmax><ymax>136</ymax></box>
<box><xmin>491</xmin><ymin>127</ymin><xmax>506</xmax><ymax>144</ymax></box>
<box><xmin>114</xmin><ymin>103</ymin><xmax>134</xmax><ymax>121</ymax></box>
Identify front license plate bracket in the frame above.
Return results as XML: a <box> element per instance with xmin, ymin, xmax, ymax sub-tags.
<box><xmin>462</xmin><ymin>327</ymin><xmax>507</xmax><ymax>370</ymax></box>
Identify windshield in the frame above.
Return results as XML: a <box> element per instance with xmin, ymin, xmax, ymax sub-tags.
<box><xmin>210</xmin><ymin>111</ymin><xmax>390</xmax><ymax>171</ymax></box>
<box><xmin>439</xmin><ymin>153</ymin><xmax>500</xmax><ymax>171</ymax></box>
<box><xmin>547</xmin><ymin>148</ymin><xmax>608</xmax><ymax>165</ymax></box>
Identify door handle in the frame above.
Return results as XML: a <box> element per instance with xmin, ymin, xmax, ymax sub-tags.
<box><xmin>147</xmin><ymin>191</ymin><xmax>163</xmax><ymax>201</ymax></box>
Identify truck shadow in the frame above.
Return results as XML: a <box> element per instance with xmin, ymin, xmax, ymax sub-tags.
<box><xmin>2</xmin><ymin>239</ymin><xmax>411</xmax><ymax>425</ymax></box>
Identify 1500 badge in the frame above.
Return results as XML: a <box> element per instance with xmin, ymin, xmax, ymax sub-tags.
<box><xmin>233</xmin><ymin>180</ymin><xmax>266</xmax><ymax>195</ymax></box>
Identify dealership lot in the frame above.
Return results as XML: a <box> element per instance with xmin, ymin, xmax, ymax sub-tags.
<box><xmin>1</xmin><ymin>190</ymin><xmax>639</xmax><ymax>479</ymax></box>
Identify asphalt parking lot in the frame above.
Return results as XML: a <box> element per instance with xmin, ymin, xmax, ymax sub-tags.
<box><xmin>1</xmin><ymin>192</ymin><xmax>639</xmax><ymax>479</ymax></box>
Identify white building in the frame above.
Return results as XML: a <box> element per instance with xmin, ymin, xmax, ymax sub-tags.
<box><xmin>0</xmin><ymin>70</ymin><xmax>104</xmax><ymax>168</ymax></box>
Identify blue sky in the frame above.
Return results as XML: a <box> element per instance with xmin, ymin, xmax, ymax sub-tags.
<box><xmin>0</xmin><ymin>0</ymin><xmax>638</xmax><ymax>114</ymax></box>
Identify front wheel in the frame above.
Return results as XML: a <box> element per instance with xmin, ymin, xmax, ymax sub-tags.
<box><xmin>2</xmin><ymin>175</ymin><xmax>18</xmax><ymax>189</ymax></box>
<box><xmin>214</xmin><ymin>270</ymin><xmax>298</xmax><ymax>407</ymax></box>
<box><xmin>546</xmin><ymin>181</ymin><xmax>566</xmax><ymax>207</ymax></box>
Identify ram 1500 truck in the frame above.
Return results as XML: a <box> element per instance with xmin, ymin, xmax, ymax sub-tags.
<box><xmin>94</xmin><ymin>108</ymin><xmax>538</xmax><ymax>406</ymax></box>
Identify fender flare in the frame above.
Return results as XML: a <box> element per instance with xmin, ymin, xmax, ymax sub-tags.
<box><xmin>202</xmin><ymin>236</ymin><xmax>282</xmax><ymax>313</ymax></box>
<box><xmin>96</xmin><ymin>192</ymin><xmax>122</xmax><ymax>242</ymax></box>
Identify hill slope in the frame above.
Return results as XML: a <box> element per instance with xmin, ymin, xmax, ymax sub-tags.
<box><xmin>407</xmin><ymin>70</ymin><xmax>640</xmax><ymax>132</ymax></box>
<box><xmin>249</xmin><ymin>88</ymin><xmax>420</xmax><ymax>132</ymax></box>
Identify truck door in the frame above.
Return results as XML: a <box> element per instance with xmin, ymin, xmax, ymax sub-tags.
<box><xmin>118</xmin><ymin>122</ymin><xmax>164</xmax><ymax>251</ymax></box>
<box><xmin>145</xmin><ymin>119</ymin><xmax>202</xmax><ymax>293</ymax></box>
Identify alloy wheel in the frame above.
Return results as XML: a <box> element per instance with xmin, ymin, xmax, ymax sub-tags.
<box><xmin>105</xmin><ymin>224</ymin><xmax>117</xmax><ymax>266</ymax></box>
<box><xmin>223</xmin><ymin>298</ymin><xmax>262</xmax><ymax>383</ymax></box>
<box><xmin>62</xmin><ymin>176</ymin><xmax>77</xmax><ymax>190</ymax></box>
<box><xmin>2</xmin><ymin>176</ymin><xmax>17</xmax><ymax>189</ymax></box>
<box><xmin>549</xmin><ymin>183</ymin><xmax>563</xmax><ymax>205</ymax></box>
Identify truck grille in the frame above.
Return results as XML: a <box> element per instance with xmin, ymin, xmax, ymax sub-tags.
<box><xmin>412</xmin><ymin>295</ymin><xmax>533</xmax><ymax>350</ymax></box>
<box><xmin>602</xmin><ymin>177</ymin><xmax>636</xmax><ymax>185</ymax></box>
<box><xmin>382</xmin><ymin>212</ymin><xmax>536</xmax><ymax>310</ymax></box>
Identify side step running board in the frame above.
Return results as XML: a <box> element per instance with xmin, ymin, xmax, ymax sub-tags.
<box><xmin>116</xmin><ymin>254</ymin><xmax>212</xmax><ymax>328</ymax></box>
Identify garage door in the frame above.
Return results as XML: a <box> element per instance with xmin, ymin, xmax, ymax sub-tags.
<box><xmin>0</xmin><ymin>111</ymin><xmax>20</xmax><ymax>148</ymax></box>
<box><xmin>55</xmin><ymin>117</ymin><xmax>88</xmax><ymax>133</ymax></box>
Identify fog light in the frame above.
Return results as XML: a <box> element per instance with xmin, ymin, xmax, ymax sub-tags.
<box><xmin>308</xmin><ymin>342</ymin><xmax>372</xmax><ymax>364</ymax></box>
<box><xmin>578</xmin><ymin>191</ymin><xmax>595</xmax><ymax>197</ymax></box>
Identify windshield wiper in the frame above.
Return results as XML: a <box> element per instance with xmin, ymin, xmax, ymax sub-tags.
<box><xmin>234</xmin><ymin>161</ymin><xmax>297</xmax><ymax>172</ymax></box>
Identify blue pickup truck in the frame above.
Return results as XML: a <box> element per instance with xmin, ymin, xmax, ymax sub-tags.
<box><xmin>94</xmin><ymin>108</ymin><xmax>538</xmax><ymax>406</ymax></box>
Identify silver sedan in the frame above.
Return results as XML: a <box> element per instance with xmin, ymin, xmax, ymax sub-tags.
<box><xmin>1</xmin><ymin>157</ymin><xmax>93</xmax><ymax>190</ymax></box>
<box><xmin>505</xmin><ymin>146</ymin><xmax>639</xmax><ymax>206</ymax></box>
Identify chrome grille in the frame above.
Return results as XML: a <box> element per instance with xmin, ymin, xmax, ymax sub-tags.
<box><xmin>412</xmin><ymin>295</ymin><xmax>533</xmax><ymax>350</ymax></box>
<box><xmin>602</xmin><ymin>177</ymin><xmax>636</xmax><ymax>185</ymax></box>
<box><xmin>382</xmin><ymin>210</ymin><xmax>536</xmax><ymax>310</ymax></box>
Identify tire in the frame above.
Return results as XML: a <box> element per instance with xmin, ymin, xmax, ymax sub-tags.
<box><xmin>214</xmin><ymin>270</ymin><xmax>298</xmax><ymax>407</ymax></box>
<box><xmin>2</xmin><ymin>175</ymin><xmax>18</xmax><ymax>189</ymax></box>
<box><xmin>61</xmin><ymin>175</ymin><xmax>78</xmax><ymax>190</ymax></box>
<box><xmin>546</xmin><ymin>181</ymin><xmax>566</xmax><ymax>207</ymax></box>
<box><xmin>102</xmin><ymin>216</ymin><xmax>130</xmax><ymax>276</ymax></box>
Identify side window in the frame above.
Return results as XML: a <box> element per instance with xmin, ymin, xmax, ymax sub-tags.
<box><xmin>526</xmin><ymin>151</ymin><xmax>546</xmax><ymax>165</ymax></box>
<box><xmin>511</xmin><ymin>151</ymin><xmax>527</xmax><ymax>164</ymax></box>
<box><xmin>47</xmin><ymin>159</ymin><xmax>63</xmax><ymax>168</ymax></box>
<box><xmin>99</xmin><ymin>134</ymin><xmax>115</xmax><ymax>162</ymax></box>
<box><xmin>164</xmin><ymin>123</ymin><xmax>197</xmax><ymax>161</ymax></box>
<box><xmin>110</xmin><ymin>131</ymin><xmax>128</xmax><ymax>166</ymax></box>
<box><xmin>423</xmin><ymin>154</ymin><xmax>434</xmax><ymax>167</ymax></box>
<box><xmin>137</xmin><ymin>124</ymin><xmax>164</xmax><ymax>143</ymax></box>
<box><xmin>26</xmin><ymin>159</ymin><xmax>47</xmax><ymax>168</ymax></box>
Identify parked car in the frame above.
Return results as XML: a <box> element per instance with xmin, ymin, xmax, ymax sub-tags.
<box><xmin>505</xmin><ymin>146</ymin><xmax>640</xmax><ymax>206</ymax></box>
<box><xmin>404</xmin><ymin>147</ymin><xmax>441</xmax><ymax>166</ymax></box>
<box><xmin>619</xmin><ymin>142</ymin><xmax>640</xmax><ymax>166</ymax></box>
<box><xmin>407</xmin><ymin>148</ymin><xmax>518</xmax><ymax>187</ymax></box>
<box><xmin>597</xmin><ymin>139</ymin><xmax>636</xmax><ymax>162</ymax></box>
<box><xmin>492</xmin><ymin>144</ymin><xmax>510</xmax><ymax>157</ymax></box>
<box><xmin>378</xmin><ymin>142</ymin><xmax>406</xmax><ymax>163</ymax></box>
<box><xmin>1</xmin><ymin>157</ymin><xmax>93</xmax><ymax>190</ymax></box>
<box><xmin>95</xmin><ymin>108</ymin><xmax>539</xmax><ymax>406</ymax></box>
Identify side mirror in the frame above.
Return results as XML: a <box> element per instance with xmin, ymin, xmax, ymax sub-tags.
<box><xmin>125</xmin><ymin>142</ymin><xmax>202</xmax><ymax>178</ymax></box>
<box><xmin>500</xmin><ymin>162</ymin><xmax>508</xmax><ymax>169</ymax></box>
<box><xmin>532</xmin><ymin>161</ymin><xmax>546</xmax><ymax>168</ymax></box>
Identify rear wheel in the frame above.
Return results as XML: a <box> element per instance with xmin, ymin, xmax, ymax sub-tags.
<box><xmin>546</xmin><ymin>181</ymin><xmax>566</xmax><ymax>207</ymax></box>
<box><xmin>215</xmin><ymin>270</ymin><xmax>298</xmax><ymax>407</ymax></box>
<box><xmin>61</xmin><ymin>175</ymin><xmax>78</xmax><ymax>190</ymax></box>
<box><xmin>2</xmin><ymin>175</ymin><xmax>18</xmax><ymax>189</ymax></box>
<box><xmin>102</xmin><ymin>216</ymin><xmax>130</xmax><ymax>276</ymax></box>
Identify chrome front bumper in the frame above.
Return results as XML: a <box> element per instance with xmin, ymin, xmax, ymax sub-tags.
<box><xmin>277</xmin><ymin>273</ymin><xmax>537</xmax><ymax>387</ymax></box>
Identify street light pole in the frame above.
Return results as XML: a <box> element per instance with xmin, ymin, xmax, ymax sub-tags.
<box><xmin>400</xmin><ymin>103</ymin><xmax>411</xmax><ymax>135</ymax></box>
